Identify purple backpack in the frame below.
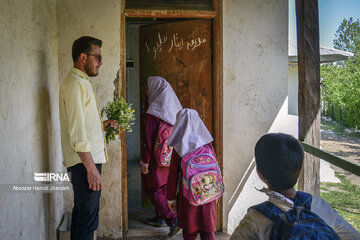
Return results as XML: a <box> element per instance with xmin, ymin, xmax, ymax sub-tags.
<box><xmin>181</xmin><ymin>144</ymin><xmax>225</xmax><ymax>206</ymax></box>
<box><xmin>153</xmin><ymin>121</ymin><xmax>173</xmax><ymax>167</ymax></box>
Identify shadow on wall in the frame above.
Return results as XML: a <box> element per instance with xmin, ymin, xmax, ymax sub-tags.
<box><xmin>227</xmin><ymin>161</ymin><xmax>256</xmax><ymax>212</ymax></box>
<box><xmin>36</xmin><ymin>50</ymin><xmax>66</xmax><ymax>240</ymax></box>
<box><xmin>226</xmin><ymin>96</ymin><xmax>296</xmax><ymax>232</ymax></box>
<box><xmin>38</xmin><ymin>51</ymin><xmax>51</xmax><ymax>239</ymax></box>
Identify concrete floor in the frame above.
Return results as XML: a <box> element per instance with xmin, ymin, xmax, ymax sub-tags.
<box><xmin>127</xmin><ymin>160</ymin><xmax>143</xmax><ymax>210</ymax></box>
<box><xmin>126</xmin><ymin>160</ymin><xmax>173</xmax><ymax>239</ymax></box>
<box><xmin>125</xmin><ymin>160</ymin><xmax>231</xmax><ymax>240</ymax></box>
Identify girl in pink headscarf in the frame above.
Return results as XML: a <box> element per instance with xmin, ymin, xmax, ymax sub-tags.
<box><xmin>140</xmin><ymin>76</ymin><xmax>182</xmax><ymax>236</ymax></box>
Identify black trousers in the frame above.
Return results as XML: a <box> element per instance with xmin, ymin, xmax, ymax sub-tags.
<box><xmin>67</xmin><ymin>163</ymin><xmax>102</xmax><ymax>240</ymax></box>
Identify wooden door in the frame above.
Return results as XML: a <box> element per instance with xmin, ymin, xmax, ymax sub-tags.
<box><xmin>139</xmin><ymin>19</ymin><xmax>213</xmax><ymax>208</ymax></box>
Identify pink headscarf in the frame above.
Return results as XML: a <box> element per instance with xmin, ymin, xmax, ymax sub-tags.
<box><xmin>167</xmin><ymin>108</ymin><xmax>213</xmax><ymax>157</ymax></box>
<box><xmin>146</xmin><ymin>76</ymin><xmax>182</xmax><ymax>125</ymax></box>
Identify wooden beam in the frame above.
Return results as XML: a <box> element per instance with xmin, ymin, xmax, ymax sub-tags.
<box><xmin>124</xmin><ymin>9</ymin><xmax>216</xmax><ymax>18</ymax></box>
<box><xmin>120</xmin><ymin>0</ymin><xmax>128</xmax><ymax>236</ymax></box>
<box><xmin>296</xmin><ymin>0</ymin><xmax>321</xmax><ymax>196</ymax></box>
<box><xmin>301</xmin><ymin>142</ymin><xmax>360</xmax><ymax>177</ymax></box>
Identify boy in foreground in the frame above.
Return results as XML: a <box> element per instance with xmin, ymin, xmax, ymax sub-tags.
<box><xmin>230</xmin><ymin>133</ymin><xmax>359</xmax><ymax>240</ymax></box>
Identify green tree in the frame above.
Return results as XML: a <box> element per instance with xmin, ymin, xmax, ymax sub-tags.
<box><xmin>333</xmin><ymin>17</ymin><xmax>360</xmax><ymax>53</ymax></box>
<box><xmin>321</xmin><ymin>18</ymin><xmax>360</xmax><ymax>128</ymax></box>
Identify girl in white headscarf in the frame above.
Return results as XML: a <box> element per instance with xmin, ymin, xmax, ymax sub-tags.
<box><xmin>167</xmin><ymin>108</ymin><xmax>218</xmax><ymax>240</ymax></box>
<box><xmin>140</xmin><ymin>76</ymin><xmax>182</xmax><ymax>234</ymax></box>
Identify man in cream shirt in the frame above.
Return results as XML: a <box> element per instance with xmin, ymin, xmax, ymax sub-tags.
<box><xmin>59</xmin><ymin>36</ymin><xmax>116</xmax><ymax>240</ymax></box>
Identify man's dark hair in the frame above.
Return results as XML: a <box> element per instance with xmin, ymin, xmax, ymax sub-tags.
<box><xmin>72</xmin><ymin>36</ymin><xmax>102</xmax><ymax>62</ymax></box>
<box><xmin>255</xmin><ymin>133</ymin><xmax>304</xmax><ymax>192</ymax></box>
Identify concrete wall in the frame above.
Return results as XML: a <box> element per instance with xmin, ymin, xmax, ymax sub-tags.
<box><xmin>222</xmin><ymin>0</ymin><xmax>289</xmax><ymax>231</ymax></box>
<box><xmin>227</xmin><ymin>96</ymin><xmax>299</xmax><ymax>232</ymax></box>
<box><xmin>0</xmin><ymin>0</ymin><xmax>64</xmax><ymax>239</ymax></box>
<box><xmin>288</xmin><ymin>64</ymin><xmax>299</xmax><ymax>115</ymax></box>
<box><xmin>56</xmin><ymin>0</ymin><xmax>122</xmax><ymax>238</ymax></box>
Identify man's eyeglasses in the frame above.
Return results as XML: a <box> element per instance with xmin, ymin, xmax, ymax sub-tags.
<box><xmin>85</xmin><ymin>53</ymin><xmax>102</xmax><ymax>63</ymax></box>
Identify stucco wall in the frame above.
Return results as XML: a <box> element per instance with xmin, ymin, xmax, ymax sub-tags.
<box><xmin>56</xmin><ymin>0</ymin><xmax>122</xmax><ymax>237</ymax></box>
<box><xmin>222</xmin><ymin>0</ymin><xmax>288</xmax><ymax>231</ymax></box>
<box><xmin>227</xmin><ymin>96</ymin><xmax>299</xmax><ymax>232</ymax></box>
<box><xmin>288</xmin><ymin>64</ymin><xmax>299</xmax><ymax>115</ymax></box>
<box><xmin>0</xmin><ymin>0</ymin><xmax>63</xmax><ymax>239</ymax></box>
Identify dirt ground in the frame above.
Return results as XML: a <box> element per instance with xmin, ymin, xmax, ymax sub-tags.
<box><xmin>320</xmin><ymin>128</ymin><xmax>360</xmax><ymax>185</ymax></box>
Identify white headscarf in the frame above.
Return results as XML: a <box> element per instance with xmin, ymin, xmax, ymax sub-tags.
<box><xmin>146</xmin><ymin>76</ymin><xmax>182</xmax><ymax>125</ymax></box>
<box><xmin>167</xmin><ymin>108</ymin><xmax>213</xmax><ymax>157</ymax></box>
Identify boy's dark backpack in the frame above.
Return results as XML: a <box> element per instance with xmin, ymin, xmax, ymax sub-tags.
<box><xmin>250</xmin><ymin>191</ymin><xmax>340</xmax><ymax>240</ymax></box>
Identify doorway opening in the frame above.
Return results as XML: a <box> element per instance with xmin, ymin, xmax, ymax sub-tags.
<box><xmin>125</xmin><ymin>17</ymin><xmax>216</xmax><ymax>237</ymax></box>
<box><xmin>126</xmin><ymin>18</ymin><xmax>173</xmax><ymax>238</ymax></box>
<box><xmin>121</xmin><ymin>4</ymin><xmax>223</xmax><ymax>237</ymax></box>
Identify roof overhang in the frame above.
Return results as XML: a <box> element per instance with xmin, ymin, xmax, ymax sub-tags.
<box><xmin>288</xmin><ymin>40</ymin><xmax>354</xmax><ymax>64</ymax></box>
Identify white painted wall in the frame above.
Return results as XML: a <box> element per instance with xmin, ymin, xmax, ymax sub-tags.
<box><xmin>288</xmin><ymin>64</ymin><xmax>299</xmax><ymax>115</ymax></box>
<box><xmin>56</xmin><ymin>0</ymin><xmax>122</xmax><ymax>237</ymax></box>
<box><xmin>227</xmin><ymin>96</ymin><xmax>299</xmax><ymax>232</ymax></box>
<box><xmin>0</xmin><ymin>0</ymin><xmax>64</xmax><ymax>239</ymax></box>
<box><xmin>223</xmin><ymin>0</ymin><xmax>289</xmax><ymax>231</ymax></box>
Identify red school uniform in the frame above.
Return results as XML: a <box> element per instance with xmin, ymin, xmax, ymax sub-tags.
<box><xmin>142</xmin><ymin>113</ymin><xmax>176</xmax><ymax>226</ymax></box>
<box><xmin>167</xmin><ymin>145</ymin><xmax>217</xmax><ymax>233</ymax></box>
<box><xmin>143</xmin><ymin>114</ymin><xmax>171</xmax><ymax>189</ymax></box>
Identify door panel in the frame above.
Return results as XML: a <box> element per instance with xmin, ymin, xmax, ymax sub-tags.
<box><xmin>139</xmin><ymin>19</ymin><xmax>212</xmax><ymax>208</ymax></box>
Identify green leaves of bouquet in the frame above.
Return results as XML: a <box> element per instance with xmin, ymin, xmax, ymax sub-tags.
<box><xmin>101</xmin><ymin>97</ymin><xmax>135</xmax><ymax>143</ymax></box>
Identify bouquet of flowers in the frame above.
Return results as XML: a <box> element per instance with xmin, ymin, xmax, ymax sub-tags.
<box><xmin>101</xmin><ymin>97</ymin><xmax>135</xmax><ymax>143</ymax></box>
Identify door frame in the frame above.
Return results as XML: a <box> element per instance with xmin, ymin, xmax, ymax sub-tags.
<box><xmin>119</xmin><ymin>0</ymin><xmax>223</xmax><ymax>235</ymax></box>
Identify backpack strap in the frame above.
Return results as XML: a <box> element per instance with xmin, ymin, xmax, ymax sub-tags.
<box><xmin>250</xmin><ymin>201</ymin><xmax>284</xmax><ymax>222</ymax></box>
<box><xmin>294</xmin><ymin>191</ymin><xmax>312</xmax><ymax>209</ymax></box>
<box><xmin>250</xmin><ymin>192</ymin><xmax>312</xmax><ymax>221</ymax></box>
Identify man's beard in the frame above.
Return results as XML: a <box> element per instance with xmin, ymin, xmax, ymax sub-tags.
<box><xmin>84</xmin><ymin>64</ymin><xmax>98</xmax><ymax>77</ymax></box>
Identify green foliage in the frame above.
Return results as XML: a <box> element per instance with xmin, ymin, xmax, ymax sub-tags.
<box><xmin>321</xmin><ymin>18</ymin><xmax>360</xmax><ymax>129</ymax></box>
<box><xmin>320</xmin><ymin>174</ymin><xmax>360</xmax><ymax>231</ymax></box>
<box><xmin>333</xmin><ymin>17</ymin><xmax>360</xmax><ymax>53</ymax></box>
<box><xmin>321</xmin><ymin>55</ymin><xmax>360</xmax><ymax>128</ymax></box>
<box><xmin>101</xmin><ymin>97</ymin><xmax>135</xmax><ymax>143</ymax></box>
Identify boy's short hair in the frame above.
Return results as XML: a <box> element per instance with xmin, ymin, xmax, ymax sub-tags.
<box><xmin>72</xmin><ymin>36</ymin><xmax>102</xmax><ymax>63</ymax></box>
<box><xmin>255</xmin><ymin>133</ymin><xmax>304</xmax><ymax>192</ymax></box>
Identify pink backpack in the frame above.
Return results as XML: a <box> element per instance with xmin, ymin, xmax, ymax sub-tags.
<box><xmin>181</xmin><ymin>144</ymin><xmax>225</xmax><ymax>206</ymax></box>
<box><xmin>153</xmin><ymin>121</ymin><xmax>174</xmax><ymax>167</ymax></box>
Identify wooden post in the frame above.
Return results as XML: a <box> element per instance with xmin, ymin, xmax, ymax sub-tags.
<box><xmin>120</xmin><ymin>0</ymin><xmax>128</xmax><ymax>236</ymax></box>
<box><xmin>213</xmin><ymin>0</ymin><xmax>223</xmax><ymax>231</ymax></box>
<box><xmin>296</xmin><ymin>0</ymin><xmax>321</xmax><ymax>196</ymax></box>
